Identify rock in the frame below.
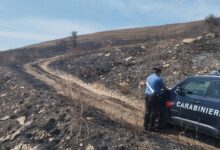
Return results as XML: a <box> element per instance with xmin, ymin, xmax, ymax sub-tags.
<box><xmin>183</xmin><ymin>38</ymin><xmax>196</xmax><ymax>44</ymax></box>
<box><xmin>39</xmin><ymin>109</ymin><xmax>45</xmax><ymax>114</ymax></box>
<box><xmin>86</xmin><ymin>144</ymin><xmax>94</xmax><ymax>150</ymax></box>
<box><xmin>175</xmin><ymin>44</ymin><xmax>180</xmax><ymax>47</ymax></box>
<box><xmin>125</xmin><ymin>57</ymin><xmax>133</xmax><ymax>61</ymax></box>
<box><xmin>0</xmin><ymin>127</ymin><xmax>23</xmax><ymax>142</ymax></box>
<box><xmin>119</xmin><ymin>82</ymin><xmax>128</xmax><ymax>87</ymax></box>
<box><xmin>86</xmin><ymin>117</ymin><xmax>94</xmax><ymax>120</ymax></box>
<box><xmin>173</xmin><ymin>71</ymin><xmax>179</xmax><ymax>75</ymax></box>
<box><xmin>10</xmin><ymin>128</ymin><xmax>22</xmax><ymax>140</ymax></box>
<box><xmin>105</xmin><ymin>53</ymin><xmax>110</xmax><ymax>57</ymax></box>
<box><xmin>0</xmin><ymin>93</ymin><xmax>7</xmax><ymax>97</ymax></box>
<box><xmin>140</xmin><ymin>45</ymin><xmax>146</xmax><ymax>49</ymax></box>
<box><xmin>49</xmin><ymin>138</ymin><xmax>55</xmax><ymax>142</ymax></box>
<box><xmin>206</xmin><ymin>33</ymin><xmax>216</xmax><ymax>38</ymax></box>
<box><xmin>0</xmin><ymin>115</ymin><xmax>10</xmax><ymax>121</ymax></box>
<box><xmin>17</xmin><ymin>116</ymin><xmax>26</xmax><ymax>125</ymax></box>
<box><xmin>163</xmin><ymin>63</ymin><xmax>170</xmax><ymax>68</ymax></box>
<box><xmin>24</xmin><ymin>120</ymin><xmax>33</xmax><ymax>126</ymax></box>
<box><xmin>11</xmin><ymin>143</ymin><xmax>36</xmax><ymax>150</ymax></box>
<box><xmin>196</xmin><ymin>36</ymin><xmax>203</xmax><ymax>40</ymax></box>
<box><xmin>20</xmin><ymin>86</ymin><xmax>25</xmax><ymax>89</ymax></box>
<box><xmin>139</xmin><ymin>81</ymin><xmax>145</xmax><ymax>86</ymax></box>
<box><xmin>80</xmin><ymin>143</ymin><xmax>83</xmax><ymax>147</ymax></box>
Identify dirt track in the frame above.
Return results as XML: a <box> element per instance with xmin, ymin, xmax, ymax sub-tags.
<box><xmin>23</xmin><ymin>55</ymin><xmax>218</xmax><ymax>150</ymax></box>
<box><xmin>24</xmin><ymin>55</ymin><xmax>144</xmax><ymax>127</ymax></box>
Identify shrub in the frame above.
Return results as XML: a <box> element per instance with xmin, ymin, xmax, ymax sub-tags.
<box><xmin>205</xmin><ymin>14</ymin><xmax>219</xmax><ymax>26</ymax></box>
<box><xmin>205</xmin><ymin>14</ymin><xmax>219</xmax><ymax>33</ymax></box>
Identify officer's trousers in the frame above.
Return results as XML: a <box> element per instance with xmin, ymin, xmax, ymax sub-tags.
<box><xmin>144</xmin><ymin>94</ymin><xmax>161</xmax><ymax>130</ymax></box>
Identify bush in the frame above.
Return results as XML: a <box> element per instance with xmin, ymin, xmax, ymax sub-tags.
<box><xmin>205</xmin><ymin>14</ymin><xmax>219</xmax><ymax>26</ymax></box>
<box><xmin>205</xmin><ymin>14</ymin><xmax>219</xmax><ymax>33</ymax></box>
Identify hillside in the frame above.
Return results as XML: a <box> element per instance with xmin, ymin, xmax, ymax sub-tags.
<box><xmin>51</xmin><ymin>19</ymin><xmax>220</xmax><ymax>99</ymax></box>
<box><xmin>1</xmin><ymin>18</ymin><xmax>220</xmax><ymax>149</ymax></box>
<box><xmin>0</xmin><ymin>19</ymin><xmax>219</xmax><ymax>65</ymax></box>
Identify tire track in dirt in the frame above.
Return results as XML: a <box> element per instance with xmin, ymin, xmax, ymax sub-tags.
<box><xmin>23</xmin><ymin>55</ymin><xmax>218</xmax><ymax>150</ymax></box>
<box><xmin>24</xmin><ymin>55</ymin><xmax>144</xmax><ymax>126</ymax></box>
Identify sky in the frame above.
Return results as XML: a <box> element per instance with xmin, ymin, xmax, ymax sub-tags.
<box><xmin>0</xmin><ymin>0</ymin><xmax>220</xmax><ymax>51</ymax></box>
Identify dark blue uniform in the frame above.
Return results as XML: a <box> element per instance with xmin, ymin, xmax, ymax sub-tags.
<box><xmin>144</xmin><ymin>73</ymin><xmax>166</xmax><ymax>131</ymax></box>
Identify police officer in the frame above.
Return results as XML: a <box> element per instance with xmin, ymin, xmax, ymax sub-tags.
<box><xmin>210</xmin><ymin>67</ymin><xmax>220</xmax><ymax>76</ymax></box>
<box><xmin>144</xmin><ymin>66</ymin><xmax>167</xmax><ymax>131</ymax></box>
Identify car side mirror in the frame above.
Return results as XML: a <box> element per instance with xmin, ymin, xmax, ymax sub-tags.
<box><xmin>175</xmin><ymin>87</ymin><xmax>185</xmax><ymax>96</ymax></box>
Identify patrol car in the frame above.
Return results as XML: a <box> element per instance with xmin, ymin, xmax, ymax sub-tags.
<box><xmin>167</xmin><ymin>75</ymin><xmax>220</xmax><ymax>138</ymax></box>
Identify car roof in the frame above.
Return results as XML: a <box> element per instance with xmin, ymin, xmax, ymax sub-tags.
<box><xmin>188</xmin><ymin>75</ymin><xmax>220</xmax><ymax>80</ymax></box>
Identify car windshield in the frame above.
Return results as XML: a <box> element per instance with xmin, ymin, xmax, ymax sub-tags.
<box><xmin>183</xmin><ymin>80</ymin><xmax>211</xmax><ymax>96</ymax></box>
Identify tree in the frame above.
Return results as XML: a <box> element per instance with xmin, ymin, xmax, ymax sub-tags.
<box><xmin>72</xmin><ymin>31</ymin><xmax>77</xmax><ymax>48</ymax></box>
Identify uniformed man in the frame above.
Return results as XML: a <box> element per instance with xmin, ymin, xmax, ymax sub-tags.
<box><xmin>144</xmin><ymin>66</ymin><xmax>167</xmax><ymax>131</ymax></box>
<box><xmin>210</xmin><ymin>67</ymin><xmax>220</xmax><ymax>76</ymax></box>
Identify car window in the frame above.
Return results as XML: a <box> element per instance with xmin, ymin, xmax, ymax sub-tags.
<box><xmin>210</xmin><ymin>82</ymin><xmax>220</xmax><ymax>99</ymax></box>
<box><xmin>182</xmin><ymin>79</ymin><xmax>211</xmax><ymax>96</ymax></box>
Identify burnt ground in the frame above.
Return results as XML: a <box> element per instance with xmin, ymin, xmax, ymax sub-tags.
<box><xmin>51</xmin><ymin>37</ymin><xmax>220</xmax><ymax>100</ymax></box>
<box><xmin>1</xmin><ymin>18</ymin><xmax>220</xmax><ymax>149</ymax></box>
<box><xmin>0</xmin><ymin>65</ymin><xmax>210</xmax><ymax>150</ymax></box>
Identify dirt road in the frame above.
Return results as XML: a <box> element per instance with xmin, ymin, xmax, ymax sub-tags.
<box><xmin>24</xmin><ymin>55</ymin><xmax>144</xmax><ymax>126</ymax></box>
<box><xmin>23</xmin><ymin>55</ymin><xmax>218</xmax><ymax>150</ymax></box>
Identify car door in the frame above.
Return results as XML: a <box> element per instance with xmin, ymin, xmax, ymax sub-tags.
<box><xmin>199</xmin><ymin>80</ymin><xmax>220</xmax><ymax>137</ymax></box>
<box><xmin>170</xmin><ymin>78</ymin><xmax>212</xmax><ymax>130</ymax></box>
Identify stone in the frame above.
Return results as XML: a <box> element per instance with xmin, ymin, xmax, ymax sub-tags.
<box><xmin>175</xmin><ymin>44</ymin><xmax>180</xmax><ymax>47</ymax></box>
<box><xmin>24</xmin><ymin>120</ymin><xmax>33</xmax><ymax>126</ymax></box>
<box><xmin>119</xmin><ymin>82</ymin><xmax>128</xmax><ymax>87</ymax></box>
<box><xmin>10</xmin><ymin>128</ymin><xmax>22</xmax><ymax>140</ymax></box>
<box><xmin>11</xmin><ymin>143</ymin><xmax>36</xmax><ymax>150</ymax></box>
<box><xmin>80</xmin><ymin>143</ymin><xmax>83</xmax><ymax>147</ymax></box>
<box><xmin>139</xmin><ymin>81</ymin><xmax>145</xmax><ymax>86</ymax></box>
<box><xmin>86</xmin><ymin>117</ymin><xmax>94</xmax><ymax>120</ymax></box>
<box><xmin>49</xmin><ymin>138</ymin><xmax>55</xmax><ymax>142</ymax></box>
<box><xmin>125</xmin><ymin>57</ymin><xmax>133</xmax><ymax>61</ymax></box>
<box><xmin>86</xmin><ymin>144</ymin><xmax>94</xmax><ymax>150</ymax></box>
<box><xmin>0</xmin><ymin>127</ymin><xmax>23</xmax><ymax>142</ymax></box>
<box><xmin>105</xmin><ymin>53</ymin><xmax>110</xmax><ymax>57</ymax></box>
<box><xmin>0</xmin><ymin>93</ymin><xmax>7</xmax><ymax>97</ymax></box>
<box><xmin>140</xmin><ymin>45</ymin><xmax>146</xmax><ymax>49</ymax></box>
<box><xmin>17</xmin><ymin>116</ymin><xmax>26</xmax><ymax>125</ymax></box>
<box><xmin>0</xmin><ymin>115</ymin><xmax>10</xmax><ymax>121</ymax></box>
<box><xmin>163</xmin><ymin>63</ymin><xmax>170</xmax><ymax>68</ymax></box>
<box><xmin>196</xmin><ymin>36</ymin><xmax>203</xmax><ymax>40</ymax></box>
<box><xmin>173</xmin><ymin>71</ymin><xmax>179</xmax><ymax>75</ymax></box>
<box><xmin>183</xmin><ymin>38</ymin><xmax>196</xmax><ymax>44</ymax></box>
<box><xmin>206</xmin><ymin>33</ymin><xmax>216</xmax><ymax>38</ymax></box>
<box><xmin>39</xmin><ymin>109</ymin><xmax>45</xmax><ymax>114</ymax></box>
